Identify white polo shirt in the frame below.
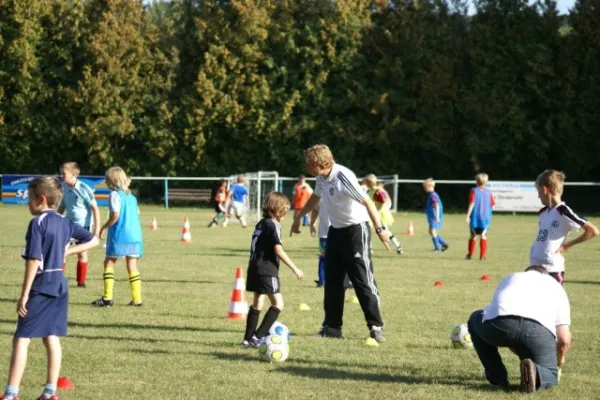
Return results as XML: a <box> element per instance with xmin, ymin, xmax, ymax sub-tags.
<box><xmin>529</xmin><ymin>202</ymin><xmax>586</xmax><ymax>272</ymax></box>
<box><xmin>314</xmin><ymin>164</ymin><xmax>369</xmax><ymax>229</ymax></box>
<box><xmin>482</xmin><ymin>270</ymin><xmax>570</xmax><ymax>337</ymax></box>
<box><xmin>314</xmin><ymin>194</ymin><xmax>330</xmax><ymax>239</ymax></box>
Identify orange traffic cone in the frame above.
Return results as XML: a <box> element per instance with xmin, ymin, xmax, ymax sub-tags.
<box><xmin>57</xmin><ymin>376</ymin><xmax>74</xmax><ymax>389</ymax></box>
<box><xmin>434</xmin><ymin>280</ymin><xmax>444</xmax><ymax>287</ymax></box>
<box><xmin>181</xmin><ymin>217</ymin><xmax>192</xmax><ymax>243</ymax></box>
<box><xmin>227</xmin><ymin>267</ymin><xmax>248</xmax><ymax>320</ymax></box>
<box><xmin>150</xmin><ymin>217</ymin><xmax>158</xmax><ymax>231</ymax></box>
<box><xmin>406</xmin><ymin>221</ymin><xmax>415</xmax><ymax>236</ymax></box>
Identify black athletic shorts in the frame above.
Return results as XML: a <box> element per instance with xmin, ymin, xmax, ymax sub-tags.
<box><xmin>470</xmin><ymin>227</ymin><xmax>488</xmax><ymax>236</ymax></box>
<box><xmin>246</xmin><ymin>274</ymin><xmax>280</xmax><ymax>294</ymax></box>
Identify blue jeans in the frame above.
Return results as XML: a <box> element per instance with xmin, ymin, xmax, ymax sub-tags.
<box><xmin>468</xmin><ymin>310</ymin><xmax>559</xmax><ymax>391</ymax></box>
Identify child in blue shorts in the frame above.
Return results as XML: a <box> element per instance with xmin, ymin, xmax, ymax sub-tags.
<box><xmin>92</xmin><ymin>167</ymin><xmax>144</xmax><ymax>307</ymax></box>
<box><xmin>58</xmin><ymin>161</ymin><xmax>101</xmax><ymax>288</ymax></box>
<box><xmin>423</xmin><ymin>178</ymin><xmax>448</xmax><ymax>252</ymax></box>
<box><xmin>1</xmin><ymin>177</ymin><xmax>98</xmax><ymax>400</ymax></box>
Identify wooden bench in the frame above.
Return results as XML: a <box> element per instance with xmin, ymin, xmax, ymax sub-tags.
<box><xmin>167</xmin><ymin>188</ymin><xmax>213</xmax><ymax>202</ymax></box>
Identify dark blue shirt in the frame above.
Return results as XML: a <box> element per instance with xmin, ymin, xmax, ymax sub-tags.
<box><xmin>22</xmin><ymin>210</ymin><xmax>94</xmax><ymax>297</ymax></box>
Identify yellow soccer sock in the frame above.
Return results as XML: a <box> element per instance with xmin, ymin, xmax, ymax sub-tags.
<box><xmin>103</xmin><ymin>267</ymin><xmax>115</xmax><ymax>300</ymax></box>
<box><xmin>129</xmin><ymin>272</ymin><xmax>142</xmax><ymax>304</ymax></box>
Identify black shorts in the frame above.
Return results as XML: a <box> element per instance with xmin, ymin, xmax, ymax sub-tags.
<box><xmin>470</xmin><ymin>227</ymin><xmax>488</xmax><ymax>236</ymax></box>
<box><xmin>214</xmin><ymin>204</ymin><xmax>225</xmax><ymax>213</ymax></box>
<box><xmin>246</xmin><ymin>274</ymin><xmax>280</xmax><ymax>294</ymax></box>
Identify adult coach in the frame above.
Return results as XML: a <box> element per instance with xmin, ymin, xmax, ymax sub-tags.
<box><xmin>468</xmin><ymin>266</ymin><xmax>571</xmax><ymax>393</ymax></box>
<box><xmin>290</xmin><ymin>144</ymin><xmax>390</xmax><ymax>342</ymax></box>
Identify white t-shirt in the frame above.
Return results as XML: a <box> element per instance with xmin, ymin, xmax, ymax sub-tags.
<box><xmin>529</xmin><ymin>202</ymin><xmax>586</xmax><ymax>272</ymax></box>
<box><xmin>482</xmin><ymin>270</ymin><xmax>570</xmax><ymax>337</ymax></box>
<box><xmin>314</xmin><ymin>184</ymin><xmax>331</xmax><ymax>239</ymax></box>
<box><xmin>313</xmin><ymin>164</ymin><xmax>369</xmax><ymax>229</ymax></box>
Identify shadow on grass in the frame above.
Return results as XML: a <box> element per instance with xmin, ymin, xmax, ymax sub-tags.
<box><xmin>0</xmin><ymin>318</ymin><xmax>240</xmax><ymax>334</ymax></box>
<box><xmin>142</xmin><ymin>279</ymin><xmax>218</xmax><ymax>284</ymax></box>
<box><xmin>275</xmin><ymin>365</ymin><xmax>518</xmax><ymax>392</ymax></box>
<box><xmin>128</xmin><ymin>348</ymin><xmax>171</xmax><ymax>355</ymax></box>
<box><xmin>69</xmin><ymin>320</ymin><xmax>240</xmax><ymax>334</ymax></box>
<box><xmin>205</xmin><ymin>350</ymin><xmax>514</xmax><ymax>392</ymax></box>
<box><xmin>566</xmin><ymin>280</ymin><xmax>600</xmax><ymax>285</ymax></box>
<box><xmin>68</xmin><ymin>333</ymin><xmax>200</xmax><ymax>345</ymax></box>
<box><xmin>0</xmin><ymin>297</ymin><xmax>16</xmax><ymax>304</ymax></box>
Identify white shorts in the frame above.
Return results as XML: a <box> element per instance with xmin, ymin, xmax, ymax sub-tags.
<box><xmin>227</xmin><ymin>201</ymin><xmax>245</xmax><ymax>217</ymax></box>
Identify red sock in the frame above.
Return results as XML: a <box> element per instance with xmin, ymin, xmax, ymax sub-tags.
<box><xmin>480</xmin><ymin>239</ymin><xmax>488</xmax><ymax>258</ymax></box>
<box><xmin>468</xmin><ymin>239</ymin><xmax>476</xmax><ymax>256</ymax></box>
<box><xmin>77</xmin><ymin>261</ymin><xmax>88</xmax><ymax>284</ymax></box>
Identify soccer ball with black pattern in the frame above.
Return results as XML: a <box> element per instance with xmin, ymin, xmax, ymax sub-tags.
<box><xmin>258</xmin><ymin>334</ymin><xmax>289</xmax><ymax>362</ymax></box>
<box><xmin>450</xmin><ymin>323</ymin><xmax>473</xmax><ymax>349</ymax></box>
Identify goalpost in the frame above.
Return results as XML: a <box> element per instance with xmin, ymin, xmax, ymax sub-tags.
<box><xmin>228</xmin><ymin>171</ymin><xmax>279</xmax><ymax>222</ymax></box>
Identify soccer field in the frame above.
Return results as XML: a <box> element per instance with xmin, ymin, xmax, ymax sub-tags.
<box><xmin>0</xmin><ymin>205</ymin><xmax>599</xmax><ymax>399</ymax></box>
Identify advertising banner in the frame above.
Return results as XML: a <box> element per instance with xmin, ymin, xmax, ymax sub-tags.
<box><xmin>486</xmin><ymin>181</ymin><xmax>540</xmax><ymax>212</ymax></box>
<box><xmin>2</xmin><ymin>175</ymin><xmax>109</xmax><ymax>207</ymax></box>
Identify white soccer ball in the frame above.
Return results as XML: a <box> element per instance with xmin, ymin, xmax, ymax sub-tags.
<box><xmin>258</xmin><ymin>334</ymin><xmax>289</xmax><ymax>362</ymax></box>
<box><xmin>268</xmin><ymin>322</ymin><xmax>290</xmax><ymax>342</ymax></box>
<box><xmin>450</xmin><ymin>323</ymin><xmax>473</xmax><ymax>349</ymax></box>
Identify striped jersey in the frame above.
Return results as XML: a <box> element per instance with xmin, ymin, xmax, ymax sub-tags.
<box><xmin>529</xmin><ymin>202</ymin><xmax>587</xmax><ymax>272</ymax></box>
<box><xmin>314</xmin><ymin>164</ymin><xmax>369</xmax><ymax>229</ymax></box>
<box><xmin>60</xmin><ymin>179</ymin><xmax>97</xmax><ymax>228</ymax></box>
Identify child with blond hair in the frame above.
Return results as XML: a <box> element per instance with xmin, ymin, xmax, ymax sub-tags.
<box><xmin>243</xmin><ymin>192</ymin><xmax>304</xmax><ymax>347</ymax></box>
<box><xmin>364</xmin><ymin>174</ymin><xmax>403</xmax><ymax>254</ymax></box>
<box><xmin>530</xmin><ymin>169</ymin><xmax>599</xmax><ymax>283</ymax></box>
<box><xmin>466</xmin><ymin>173</ymin><xmax>495</xmax><ymax>260</ymax></box>
<box><xmin>58</xmin><ymin>162</ymin><xmax>101</xmax><ymax>288</ymax></box>
<box><xmin>92</xmin><ymin>167</ymin><xmax>144</xmax><ymax>307</ymax></box>
<box><xmin>423</xmin><ymin>178</ymin><xmax>448</xmax><ymax>252</ymax></box>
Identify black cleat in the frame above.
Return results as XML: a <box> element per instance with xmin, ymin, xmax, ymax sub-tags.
<box><xmin>127</xmin><ymin>301</ymin><xmax>143</xmax><ymax>307</ymax></box>
<box><xmin>314</xmin><ymin>280</ymin><xmax>324</xmax><ymax>288</ymax></box>
<box><xmin>91</xmin><ymin>297</ymin><xmax>113</xmax><ymax>307</ymax></box>
<box><xmin>244</xmin><ymin>336</ymin><xmax>263</xmax><ymax>348</ymax></box>
<box><xmin>465</xmin><ymin>254</ymin><xmax>472</xmax><ymax>260</ymax></box>
<box><xmin>315</xmin><ymin>326</ymin><xmax>344</xmax><ymax>339</ymax></box>
<box><xmin>441</xmin><ymin>244</ymin><xmax>449</xmax><ymax>252</ymax></box>
<box><xmin>77</xmin><ymin>283</ymin><xmax>86</xmax><ymax>288</ymax></box>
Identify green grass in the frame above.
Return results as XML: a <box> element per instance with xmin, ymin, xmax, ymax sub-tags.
<box><xmin>0</xmin><ymin>205</ymin><xmax>599</xmax><ymax>399</ymax></box>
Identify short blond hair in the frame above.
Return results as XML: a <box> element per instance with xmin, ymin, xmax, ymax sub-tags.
<box><xmin>29</xmin><ymin>176</ymin><xmax>63</xmax><ymax>208</ymax></box>
<box><xmin>60</xmin><ymin>162</ymin><xmax>80</xmax><ymax>177</ymax></box>
<box><xmin>304</xmin><ymin>144</ymin><xmax>334</xmax><ymax>169</ymax></box>
<box><xmin>475</xmin><ymin>173</ymin><xmax>489</xmax><ymax>186</ymax></box>
<box><xmin>237</xmin><ymin>176</ymin><xmax>246</xmax><ymax>184</ymax></box>
<box><xmin>105</xmin><ymin>166</ymin><xmax>131</xmax><ymax>193</ymax></box>
<box><xmin>536</xmin><ymin>169</ymin><xmax>565</xmax><ymax>195</ymax></box>
<box><xmin>365</xmin><ymin>174</ymin><xmax>378</xmax><ymax>185</ymax></box>
<box><xmin>423</xmin><ymin>178</ymin><xmax>435</xmax><ymax>188</ymax></box>
<box><xmin>262</xmin><ymin>191</ymin><xmax>290</xmax><ymax>219</ymax></box>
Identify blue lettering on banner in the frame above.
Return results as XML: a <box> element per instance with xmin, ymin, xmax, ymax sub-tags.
<box><xmin>2</xmin><ymin>175</ymin><xmax>109</xmax><ymax>207</ymax></box>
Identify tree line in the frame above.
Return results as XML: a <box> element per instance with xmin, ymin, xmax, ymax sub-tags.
<box><xmin>1</xmin><ymin>0</ymin><xmax>598</xmax><ymax>186</ymax></box>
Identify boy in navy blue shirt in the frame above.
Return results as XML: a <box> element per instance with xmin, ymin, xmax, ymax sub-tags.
<box><xmin>1</xmin><ymin>177</ymin><xmax>99</xmax><ymax>400</ymax></box>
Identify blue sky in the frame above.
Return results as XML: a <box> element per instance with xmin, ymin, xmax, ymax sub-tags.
<box><xmin>555</xmin><ymin>0</ymin><xmax>575</xmax><ymax>14</ymax></box>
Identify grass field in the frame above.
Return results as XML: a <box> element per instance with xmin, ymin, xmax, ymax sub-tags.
<box><xmin>0</xmin><ymin>205</ymin><xmax>599</xmax><ymax>399</ymax></box>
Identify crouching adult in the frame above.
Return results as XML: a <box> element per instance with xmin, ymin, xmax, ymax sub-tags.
<box><xmin>468</xmin><ymin>265</ymin><xmax>571</xmax><ymax>393</ymax></box>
